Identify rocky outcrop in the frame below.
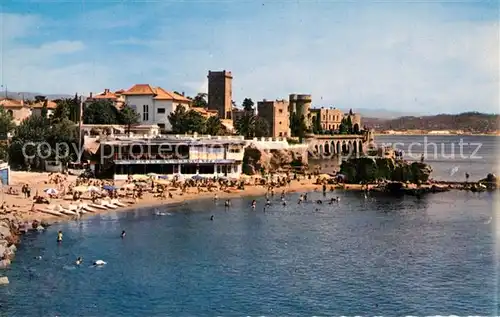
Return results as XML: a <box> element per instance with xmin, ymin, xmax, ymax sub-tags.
<box><xmin>340</xmin><ymin>157</ymin><xmax>433</xmax><ymax>184</ymax></box>
<box><xmin>242</xmin><ymin>145</ymin><xmax>308</xmax><ymax>175</ymax></box>
<box><xmin>479</xmin><ymin>173</ymin><xmax>498</xmax><ymax>190</ymax></box>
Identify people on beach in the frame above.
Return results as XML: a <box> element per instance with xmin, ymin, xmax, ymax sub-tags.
<box><xmin>57</xmin><ymin>231</ymin><xmax>63</xmax><ymax>243</ymax></box>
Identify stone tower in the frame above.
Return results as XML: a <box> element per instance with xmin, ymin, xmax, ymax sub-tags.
<box><xmin>207</xmin><ymin>70</ymin><xmax>233</xmax><ymax>119</ymax></box>
<box><xmin>289</xmin><ymin>94</ymin><xmax>312</xmax><ymax>128</ymax></box>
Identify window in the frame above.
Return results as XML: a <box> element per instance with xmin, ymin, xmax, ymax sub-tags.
<box><xmin>157</xmin><ymin>108</ymin><xmax>165</xmax><ymax>114</ymax></box>
<box><xmin>142</xmin><ymin>105</ymin><xmax>149</xmax><ymax>121</ymax></box>
<box><xmin>279</xmin><ymin>121</ymin><xmax>282</xmax><ymax>125</ymax></box>
<box><xmin>279</xmin><ymin>109</ymin><xmax>283</xmax><ymax>114</ymax></box>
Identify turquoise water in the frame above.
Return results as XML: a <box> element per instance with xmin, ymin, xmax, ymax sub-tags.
<box><xmin>1</xmin><ymin>190</ymin><xmax>497</xmax><ymax>316</ymax></box>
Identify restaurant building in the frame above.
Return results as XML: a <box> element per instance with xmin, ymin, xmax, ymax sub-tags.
<box><xmin>97</xmin><ymin>135</ymin><xmax>246</xmax><ymax>180</ymax></box>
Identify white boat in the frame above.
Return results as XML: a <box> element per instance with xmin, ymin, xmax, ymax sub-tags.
<box><xmin>37</xmin><ymin>206</ymin><xmax>64</xmax><ymax>217</ymax></box>
<box><xmin>101</xmin><ymin>202</ymin><xmax>117</xmax><ymax>209</ymax></box>
<box><xmin>110</xmin><ymin>199</ymin><xmax>127</xmax><ymax>207</ymax></box>
<box><xmin>79</xmin><ymin>203</ymin><xmax>97</xmax><ymax>212</ymax></box>
<box><xmin>55</xmin><ymin>205</ymin><xmax>76</xmax><ymax>216</ymax></box>
<box><xmin>89</xmin><ymin>203</ymin><xmax>108</xmax><ymax>210</ymax></box>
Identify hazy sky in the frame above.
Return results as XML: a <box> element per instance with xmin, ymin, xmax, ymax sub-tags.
<box><xmin>1</xmin><ymin>1</ymin><xmax>498</xmax><ymax>114</ymax></box>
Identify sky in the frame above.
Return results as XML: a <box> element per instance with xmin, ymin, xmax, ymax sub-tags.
<box><xmin>1</xmin><ymin>0</ymin><xmax>499</xmax><ymax>114</ymax></box>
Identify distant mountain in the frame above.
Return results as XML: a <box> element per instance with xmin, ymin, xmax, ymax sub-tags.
<box><xmin>3</xmin><ymin>91</ymin><xmax>74</xmax><ymax>100</ymax></box>
<box><xmin>356</xmin><ymin>108</ymin><xmax>423</xmax><ymax>119</ymax></box>
<box><xmin>363</xmin><ymin>112</ymin><xmax>499</xmax><ymax>133</ymax></box>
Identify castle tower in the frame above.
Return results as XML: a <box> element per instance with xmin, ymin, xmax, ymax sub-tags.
<box><xmin>207</xmin><ymin>70</ymin><xmax>233</xmax><ymax>119</ymax></box>
<box><xmin>289</xmin><ymin>94</ymin><xmax>312</xmax><ymax>128</ymax></box>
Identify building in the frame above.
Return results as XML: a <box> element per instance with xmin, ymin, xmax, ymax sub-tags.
<box><xmin>289</xmin><ymin>94</ymin><xmax>312</xmax><ymax>128</ymax></box>
<box><xmin>0</xmin><ymin>98</ymin><xmax>31</xmax><ymax>125</ymax></box>
<box><xmin>0</xmin><ymin>162</ymin><xmax>10</xmax><ymax>185</ymax></box>
<box><xmin>96</xmin><ymin>135</ymin><xmax>245</xmax><ymax>180</ymax></box>
<box><xmin>121</xmin><ymin>84</ymin><xmax>191</xmax><ymax>132</ymax></box>
<box><xmin>310</xmin><ymin>107</ymin><xmax>362</xmax><ymax>132</ymax></box>
<box><xmin>31</xmin><ymin>100</ymin><xmax>58</xmax><ymax>118</ymax></box>
<box><xmin>86</xmin><ymin>89</ymin><xmax>126</xmax><ymax>109</ymax></box>
<box><xmin>257</xmin><ymin>99</ymin><xmax>291</xmax><ymax>138</ymax></box>
<box><xmin>207</xmin><ymin>70</ymin><xmax>233</xmax><ymax>120</ymax></box>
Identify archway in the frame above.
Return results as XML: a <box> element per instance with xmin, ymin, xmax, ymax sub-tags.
<box><xmin>358</xmin><ymin>140</ymin><xmax>363</xmax><ymax>154</ymax></box>
<box><xmin>319</xmin><ymin>144</ymin><xmax>323</xmax><ymax>155</ymax></box>
<box><xmin>348</xmin><ymin>141</ymin><xmax>353</xmax><ymax>155</ymax></box>
<box><xmin>352</xmin><ymin>140</ymin><xmax>357</xmax><ymax>153</ymax></box>
<box><xmin>336</xmin><ymin>141</ymin><xmax>341</xmax><ymax>154</ymax></box>
<box><xmin>324</xmin><ymin>141</ymin><xmax>330</xmax><ymax>155</ymax></box>
<box><xmin>342</xmin><ymin>141</ymin><xmax>348</xmax><ymax>154</ymax></box>
<box><xmin>315</xmin><ymin>145</ymin><xmax>319</xmax><ymax>156</ymax></box>
<box><xmin>331</xmin><ymin>141</ymin><xmax>335</xmax><ymax>154</ymax></box>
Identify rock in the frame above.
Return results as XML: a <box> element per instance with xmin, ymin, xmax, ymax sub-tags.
<box><xmin>0</xmin><ymin>226</ymin><xmax>10</xmax><ymax>240</ymax></box>
<box><xmin>0</xmin><ymin>245</ymin><xmax>5</xmax><ymax>259</ymax></box>
<box><xmin>0</xmin><ymin>259</ymin><xmax>11</xmax><ymax>268</ymax></box>
<box><xmin>243</xmin><ymin>144</ymin><xmax>308</xmax><ymax>175</ymax></box>
<box><xmin>0</xmin><ymin>276</ymin><xmax>9</xmax><ymax>285</ymax></box>
<box><xmin>7</xmin><ymin>244</ymin><xmax>16</xmax><ymax>253</ymax></box>
<box><xmin>340</xmin><ymin>156</ymin><xmax>433</xmax><ymax>184</ymax></box>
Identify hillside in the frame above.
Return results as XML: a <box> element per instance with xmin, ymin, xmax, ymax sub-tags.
<box><xmin>363</xmin><ymin>112</ymin><xmax>499</xmax><ymax>133</ymax></box>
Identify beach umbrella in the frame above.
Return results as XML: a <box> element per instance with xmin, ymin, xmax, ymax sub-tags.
<box><xmin>132</xmin><ymin>174</ymin><xmax>149</xmax><ymax>181</ymax></box>
<box><xmin>102</xmin><ymin>185</ymin><xmax>116</xmax><ymax>191</ymax></box>
<box><xmin>158</xmin><ymin>175</ymin><xmax>170</xmax><ymax>180</ymax></box>
<box><xmin>318</xmin><ymin>174</ymin><xmax>331</xmax><ymax>179</ymax></box>
<box><xmin>72</xmin><ymin>186</ymin><xmax>89</xmax><ymax>193</ymax></box>
<box><xmin>147</xmin><ymin>173</ymin><xmax>158</xmax><ymax>177</ymax></box>
<box><xmin>123</xmin><ymin>183</ymin><xmax>136</xmax><ymax>189</ymax></box>
<box><xmin>155</xmin><ymin>179</ymin><xmax>169</xmax><ymax>186</ymax></box>
<box><xmin>87</xmin><ymin>185</ymin><xmax>101</xmax><ymax>192</ymax></box>
<box><xmin>44</xmin><ymin>188</ymin><xmax>58</xmax><ymax>195</ymax></box>
<box><xmin>191</xmin><ymin>175</ymin><xmax>204</xmax><ymax>180</ymax></box>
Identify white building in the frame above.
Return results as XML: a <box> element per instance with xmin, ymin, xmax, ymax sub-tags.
<box><xmin>121</xmin><ymin>84</ymin><xmax>191</xmax><ymax>131</ymax></box>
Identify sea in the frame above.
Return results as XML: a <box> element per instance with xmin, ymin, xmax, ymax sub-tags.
<box><xmin>311</xmin><ymin>135</ymin><xmax>499</xmax><ymax>182</ymax></box>
<box><xmin>0</xmin><ymin>135</ymin><xmax>498</xmax><ymax>317</ymax></box>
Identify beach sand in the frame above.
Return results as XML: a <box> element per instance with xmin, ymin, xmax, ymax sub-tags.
<box><xmin>2</xmin><ymin>171</ymin><xmax>340</xmax><ymax>225</ymax></box>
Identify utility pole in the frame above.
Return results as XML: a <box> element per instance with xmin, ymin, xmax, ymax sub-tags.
<box><xmin>78</xmin><ymin>95</ymin><xmax>83</xmax><ymax>163</ymax></box>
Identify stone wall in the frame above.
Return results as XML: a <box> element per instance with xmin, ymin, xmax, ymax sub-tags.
<box><xmin>242</xmin><ymin>144</ymin><xmax>308</xmax><ymax>175</ymax></box>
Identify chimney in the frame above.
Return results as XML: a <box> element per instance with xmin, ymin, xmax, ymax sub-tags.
<box><xmin>105</xmin><ymin>89</ymin><xmax>110</xmax><ymax>94</ymax></box>
<box><xmin>90</xmin><ymin>92</ymin><xmax>93</xmax><ymax>98</ymax></box>
<box><xmin>182</xmin><ymin>91</ymin><xmax>185</xmax><ymax>96</ymax></box>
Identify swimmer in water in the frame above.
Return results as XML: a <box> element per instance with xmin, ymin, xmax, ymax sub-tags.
<box><xmin>224</xmin><ymin>200</ymin><xmax>230</xmax><ymax>208</ymax></box>
<box><xmin>214</xmin><ymin>194</ymin><xmax>218</xmax><ymax>201</ymax></box>
<box><xmin>316</xmin><ymin>200</ymin><xmax>323</xmax><ymax>204</ymax></box>
<box><xmin>121</xmin><ymin>230</ymin><xmax>126</xmax><ymax>238</ymax></box>
<box><xmin>57</xmin><ymin>230</ymin><xmax>63</xmax><ymax>243</ymax></box>
<box><xmin>304</xmin><ymin>193</ymin><xmax>308</xmax><ymax>201</ymax></box>
<box><xmin>210</xmin><ymin>215</ymin><xmax>214</xmax><ymax>221</ymax></box>
<box><xmin>265</xmin><ymin>199</ymin><xmax>271</xmax><ymax>207</ymax></box>
<box><xmin>282</xmin><ymin>200</ymin><xmax>287</xmax><ymax>206</ymax></box>
<box><xmin>329</xmin><ymin>198</ymin><xmax>336</xmax><ymax>204</ymax></box>
<box><xmin>75</xmin><ymin>257</ymin><xmax>83</xmax><ymax>265</ymax></box>
<box><xmin>251</xmin><ymin>200</ymin><xmax>256</xmax><ymax>209</ymax></box>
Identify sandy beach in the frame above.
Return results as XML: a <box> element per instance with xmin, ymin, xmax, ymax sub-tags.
<box><xmin>1</xmin><ymin>171</ymin><xmax>332</xmax><ymax>225</ymax></box>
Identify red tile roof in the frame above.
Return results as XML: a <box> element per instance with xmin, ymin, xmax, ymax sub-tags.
<box><xmin>122</xmin><ymin>84</ymin><xmax>156</xmax><ymax>95</ymax></box>
<box><xmin>0</xmin><ymin>98</ymin><xmax>24</xmax><ymax>108</ymax></box>
<box><xmin>32</xmin><ymin>100</ymin><xmax>57</xmax><ymax>109</ymax></box>
<box><xmin>92</xmin><ymin>89</ymin><xmax>118</xmax><ymax>100</ymax></box>
<box><xmin>153</xmin><ymin>87</ymin><xmax>190</xmax><ymax>102</ymax></box>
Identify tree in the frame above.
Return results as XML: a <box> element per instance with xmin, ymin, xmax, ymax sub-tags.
<box><xmin>118</xmin><ymin>105</ymin><xmax>140</xmax><ymax>133</ymax></box>
<box><xmin>0</xmin><ymin>107</ymin><xmax>15</xmax><ymax>140</ymax></box>
<box><xmin>254</xmin><ymin>117</ymin><xmax>269</xmax><ymax>137</ymax></box>
<box><xmin>345</xmin><ymin>116</ymin><xmax>353</xmax><ymax>133</ymax></box>
<box><xmin>53</xmin><ymin>97</ymin><xmax>80</xmax><ymax>123</ymax></box>
<box><xmin>339</xmin><ymin>118</ymin><xmax>348</xmax><ymax>134</ymax></box>
<box><xmin>313</xmin><ymin>114</ymin><xmax>323</xmax><ymax>135</ymax></box>
<box><xmin>204</xmin><ymin>116</ymin><xmax>223</xmax><ymax>136</ymax></box>
<box><xmin>40</xmin><ymin>103</ymin><xmax>48</xmax><ymax>119</ymax></box>
<box><xmin>290</xmin><ymin>113</ymin><xmax>307</xmax><ymax>142</ymax></box>
<box><xmin>191</xmin><ymin>93</ymin><xmax>208</xmax><ymax>108</ymax></box>
<box><xmin>167</xmin><ymin>106</ymin><xmax>206</xmax><ymax>134</ymax></box>
<box><xmin>9</xmin><ymin>115</ymin><xmax>51</xmax><ymax>169</ymax></box>
<box><xmin>242</xmin><ymin>98</ymin><xmax>254</xmax><ymax>112</ymax></box>
<box><xmin>235</xmin><ymin>112</ymin><xmax>256</xmax><ymax>138</ymax></box>
<box><xmin>83</xmin><ymin>100</ymin><xmax>119</xmax><ymax>124</ymax></box>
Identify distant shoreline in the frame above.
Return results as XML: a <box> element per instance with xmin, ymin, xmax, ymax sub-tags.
<box><xmin>374</xmin><ymin>133</ymin><xmax>499</xmax><ymax>137</ymax></box>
